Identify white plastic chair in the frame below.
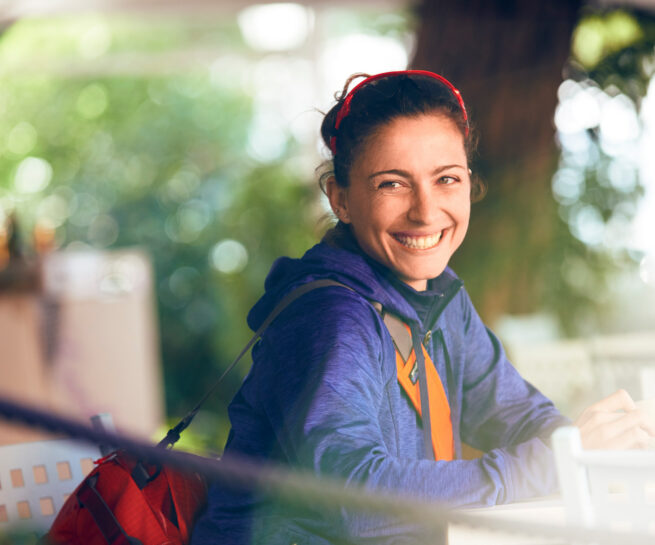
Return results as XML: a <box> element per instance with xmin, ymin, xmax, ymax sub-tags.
<box><xmin>0</xmin><ymin>413</ymin><xmax>113</xmax><ymax>534</ymax></box>
<box><xmin>552</xmin><ymin>426</ymin><xmax>655</xmax><ymax>534</ymax></box>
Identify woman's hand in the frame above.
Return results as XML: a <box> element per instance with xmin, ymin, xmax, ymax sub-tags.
<box><xmin>574</xmin><ymin>389</ymin><xmax>655</xmax><ymax>450</ymax></box>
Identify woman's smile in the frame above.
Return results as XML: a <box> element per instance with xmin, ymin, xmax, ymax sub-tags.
<box><xmin>392</xmin><ymin>230</ymin><xmax>445</xmax><ymax>250</ymax></box>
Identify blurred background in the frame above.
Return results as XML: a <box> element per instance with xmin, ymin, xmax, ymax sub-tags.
<box><xmin>0</xmin><ymin>0</ymin><xmax>654</xmax><ymax>453</ymax></box>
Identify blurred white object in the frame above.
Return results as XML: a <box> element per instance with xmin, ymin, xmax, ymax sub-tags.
<box><xmin>503</xmin><ymin>330</ymin><xmax>655</xmax><ymax>420</ymax></box>
<box><xmin>591</xmin><ymin>334</ymin><xmax>655</xmax><ymax>403</ymax></box>
<box><xmin>553</xmin><ymin>425</ymin><xmax>655</xmax><ymax>533</ymax></box>
<box><xmin>42</xmin><ymin>249</ymin><xmax>150</xmax><ymax>299</ymax></box>
<box><xmin>448</xmin><ymin>496</ymin><xmax>566</xmax><ymax>545</ymax></box>
<box><xmin>0</xmin><ymin>438</ymin><xmax>101</xmax><ymax>534</ymax></box>
<box><xmin>237</xmin><ymin>3</ymin><xmax>314</xmax><ymax>52</ymax></box>
<box><xmin>0</xmin><ymin>248</ymin><xmax>163</xmax><ymax>444</ymax></box>
<box><xmin>0</xmin><ymin>414</ymin><xmax>113</xmax><ymax>535</ymax></box>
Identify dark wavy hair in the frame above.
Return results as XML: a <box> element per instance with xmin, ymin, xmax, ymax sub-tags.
<box><xmin>318</xmin><ymin>72</ymin><xmax>485</xmax><ymax>202</ymax></box>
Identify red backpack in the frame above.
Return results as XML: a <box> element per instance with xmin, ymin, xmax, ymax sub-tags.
<box><xmin>47</xmin><ymin>451</ymin><xmax>207</xmax><ymax>545</ymax></box>
<box><xmin>45</xmin><ymin>279</ymin><xmax>346</xmax><ymax>545</ymax></box>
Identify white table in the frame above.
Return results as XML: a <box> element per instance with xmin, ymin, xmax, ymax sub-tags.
<box><xmin>447</xmin><ymin>495</ymin><xmax>567</xmax><ymax>545</ymax></box>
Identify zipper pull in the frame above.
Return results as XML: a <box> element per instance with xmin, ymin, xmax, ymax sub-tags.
<box><xmin>423</xmin><ymin>330</ymin><xmax>432</xmax><ymax>346</ymax></box>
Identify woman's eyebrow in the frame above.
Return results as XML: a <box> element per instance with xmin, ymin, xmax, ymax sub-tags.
<box><xmin>367</xmin><ymin>164</ymin><xmax>466</xmax><ymax>180</ymax></box>
<box><xmin>367</xmin><ymin>168</ymin><xmax>410</xmax><ymax>180</ymax></box>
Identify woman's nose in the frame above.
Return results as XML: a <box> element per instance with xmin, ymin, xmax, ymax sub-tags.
<box><xmin>407</xmin><ymin>187</ymin><xmax>437</xmax><ymax>224</ymax></box>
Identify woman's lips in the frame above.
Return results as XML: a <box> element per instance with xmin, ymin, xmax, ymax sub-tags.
<box><xmin>392</xmin><ymin>230</ymin><xmax>444</xmax><ymax>250</ymax></box>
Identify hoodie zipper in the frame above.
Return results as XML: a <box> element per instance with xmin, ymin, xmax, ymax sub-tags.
<box><xmin>423</xmin><ymin>278</ymin><xmax>464</xmax><ymax>340</ymax></box>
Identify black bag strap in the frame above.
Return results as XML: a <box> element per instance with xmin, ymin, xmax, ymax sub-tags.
<box><xmin>77</xmin><ymin>474</ymin><xmax>143</xmax><ymax>545</ymax></box>
<box><xmin>410</xmin><ymin>321</ymin><xmax>434</xmax><ymax>460</ymax></box>
<box><xmin>372</xmin><ymin>303</ymin><xmax>433</xmax><ymax>459</ymax></box>
<box><xmin>370</xmin><ymin>302</ymin><xmax>413</xmax><ymax>361</ymax></box>
<box><xmin>158</xmin><ymin>279</ymin><xmax>353</xmax><ymax>449</ymax></box>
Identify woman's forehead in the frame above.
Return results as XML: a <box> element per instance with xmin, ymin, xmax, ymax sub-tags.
<box><xmin>355</xmin><ymin>114</ymin><xmax>467</xmax><ymax>168</ymax></box>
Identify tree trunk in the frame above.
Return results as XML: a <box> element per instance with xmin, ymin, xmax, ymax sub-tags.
<box><xmin>411</xmin><ymin>0</ymin><xmax>582</xmax><ymax>322</ymax></box>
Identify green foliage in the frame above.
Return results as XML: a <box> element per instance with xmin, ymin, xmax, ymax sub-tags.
<box><xmin>572</xmin><ymin>10</ymin><xmax>644</xmax><ymax>70</ymax></box>
<box><xmin>572</xmin><ymin>8</ymin><xmax>655</xmax><ymax>98</ymax></box>
<box><xmin>0</xmin><ymin>15</ymin><xmax>243</xmax><ymax>72</ymax></box>
<box><xmin>0</xmin><ymin>17</ymin><xmax>320</xmax><ymax>450</ymax></box>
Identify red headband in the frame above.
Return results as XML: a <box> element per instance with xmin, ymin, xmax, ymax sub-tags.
<box><xmin>329</xmin><ymin>70</ymin><xmax>469</xmax><ymax>156</ymax></box>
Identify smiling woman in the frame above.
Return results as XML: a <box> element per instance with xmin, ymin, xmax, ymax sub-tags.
<box><xmin>326</xmin><ymin>114</ymin><xmax>471</xmax><ymax>290</ymax></box>
<box><xmin>190</xmin><ymin>71</ymin><xmax>654</xmax><ymax>545</ymax></box>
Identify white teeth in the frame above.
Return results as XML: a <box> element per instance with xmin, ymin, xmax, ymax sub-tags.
<box><xmin>394</xmin><ymin>232</ymin><xmax>442</xmax><ymax>250</ymax></box>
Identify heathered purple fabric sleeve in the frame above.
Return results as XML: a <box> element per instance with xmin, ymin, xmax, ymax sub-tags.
<box><xmin>454</xmin><ymin>288</ymin><xmax>568</xmax><ymax>441</ymax></box>
<box><xmin>452</xmin><ymin>288</ymin><xmax>571</xmax><ymax>502</ymax></box>
<box><xmin>251</xmin><ymin>287</ymin><xmax>568</xmax><ymax>538</ymax></box>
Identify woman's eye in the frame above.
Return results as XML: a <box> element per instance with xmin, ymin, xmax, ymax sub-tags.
<box><xmin>378</xmin><ymin>180</ymin><xmax>403</xmax><ymax>190</ymax></box>
<box><xmin>438</xmin><ymin>176</ymin><xmax>459</xmax><ymax>185</ymax></box>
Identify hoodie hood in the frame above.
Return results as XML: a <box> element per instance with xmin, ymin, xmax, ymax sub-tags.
<box><xmin>247</xmin><ymin>236</ymin><xmax>462</xmax><ymax>332</ymax></box>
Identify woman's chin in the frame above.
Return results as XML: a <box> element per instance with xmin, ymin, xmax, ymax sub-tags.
<box><xmin>394</xmin><ymin>265</ymin><xmax>448</xmax><ymax>290</ymax></box>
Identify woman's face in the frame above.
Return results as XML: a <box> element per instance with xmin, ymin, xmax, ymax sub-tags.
<box><xmin>327</xmin><ymin>113</ymin><xmax>471</xmax><ymax>291</ymax></box>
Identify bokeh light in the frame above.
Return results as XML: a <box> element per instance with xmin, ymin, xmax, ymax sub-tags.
<box><xmin>210</xmin><ymin>239</ymin><xmax>249</xmax><ymax>274</ymax></box>
<box><xmin>238</xmin><ymin>3</ymin><xmax>314</xmax><ymax>52</ymax></box>
<box><xmin>87</xmin><ymin>213</ymin><xmax>119</xmax><ymax>247</ymax></box>
<box><xmin>318</xmin><ymin>33</ymin><xmax>409</xmax><ymax>111</ymax></box>
<box><xmin>7</xmin><ymin>121</ymin><xmax>38</xmax><ymax>156</ymax></box>
<box><xmin>640</xmin><ymin>254</ymin><xmax>655</xmax><ymax>285</ymax></box>
<box><xmin>36</xmin><ymin>193</ymin><xmax>71</xmax><ymax>228</ymax></box>
<box><xmin>599</xmin><ymin>94</ymin><xmax>640</xmax><ymax>156</ymax></box>
<box><xmin>554</xmin><ymin>78</ymin><xmax>646</xmax><ymax>260</ymax></box>
<box><xmin>568</xmin><ymin>204</ymin><xmax>605</xmax><ymax>246</ymax></box>
<box><xmin>246</xmin><ymin>110</ymin><xmax>288</xmax><ymax>163</ymax></box>
<box><xmin>77</xmin><ymin>83</ymin><xmax>109</xmax><ymax>119</ymax></box>
<box><xmin>14</xmin><ymin>157</ymin><xmax>53</xmax><ymax>194</ymax></box>
<box><xmin>552</xmin><ymin>168</ymin><xmax>585</xmax><ymax>205</ymax></box>
<box><xmin>78</xmin><ymin>22</ymin><xmax>112</xmax><ymax>59</ymax></box>
<box><xmin>169</xmin><ymin>266</ymin><xmax>200</xmax><ymax>301</ymax></box>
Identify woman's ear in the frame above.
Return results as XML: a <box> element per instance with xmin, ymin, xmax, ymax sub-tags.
<box><xmin>325</xmin><ymin>176</ymin><xmax>351</xmax><ymax>223</ymax></box>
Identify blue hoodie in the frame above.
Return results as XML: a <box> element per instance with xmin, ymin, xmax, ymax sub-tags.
<box><xmin>191</xmin><ymin>234</ymin><xmax>569</xmax><ymax>545</ymax></box>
